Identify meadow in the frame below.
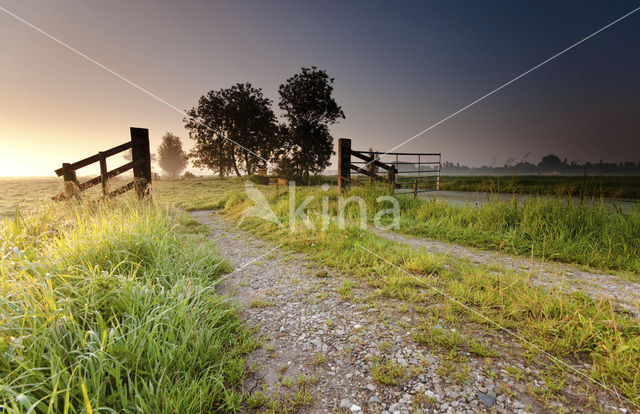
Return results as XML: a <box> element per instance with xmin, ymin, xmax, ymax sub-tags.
<box><xmin>0</xmin><ymin>177</ymin><xmax>238</xmax><ymax>218</ymax></box>
<box><xmin>438</xmin><ymin>175</ymin><xmax>640</xmax><ymax>200</ymax></box>
<box><xmin>361</xmin><ymin>186</ymin><xmax>640</xmax><ymax>276</ymax></box>
<box><xmin>255</xmin><ymin>175</ymin><xmax>640</xmax><ymax>200</ymax></box>
<box><xmin>6</xmin><ymin>176</ymin><xmax>635</xmax><ymax>274</ymax></box>
<box><xmin>152</xmin><ymin>177</ymin><xmax>640</xmax><ymax>276</ymax></box>
<box><xmin>2</xmin><ymin>176</ymin><xmax>640</xmax><ymax>409</ymax></box>
<box><xmin>199</xmin><ymin>180</ymin><xmax>640</xmax><ymax>404</ymax></box>
<box><xmin>1</xmin><ymin>196</ymin><xmax>255</xmax><ymax>413</ymax></box>
<box><xmin>0</xmin><ymin>178</ymin><xmax>63</xmax><ymax>218</ymax></box>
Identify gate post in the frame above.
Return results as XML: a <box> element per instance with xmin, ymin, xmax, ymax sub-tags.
<box><xmin>99</xmin><ymin>152</ymin><xmax>108</xmax><ymax>196</ymax></box>
<box><xmin>130</xmin><ymin>127</ymin><xmax>152</xmax><ymax>199</ymax></box>
<box><xmin>62</xmin><ymin>163</ymin><xmax>80</xmax><ymax>200</ymax></box>
<box><xmin>437</xmin><ymin>154</ymin><xmax>441</xmax><ymax>191</ymax></box>
<box><xmin>338</xmin><ymin>138</ymin><xmax>351</xmax><ymax>193</ymax></box>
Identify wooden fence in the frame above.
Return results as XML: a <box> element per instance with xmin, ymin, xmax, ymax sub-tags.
<box><xmin>53</xmin><ymin>127</ymin><xmax>152</xmax><ymax>200</ymax></box>
<box><xmin>337</xmin><ymin>138</ymin><xmax>441</xmax><ymax>197</ymax></box>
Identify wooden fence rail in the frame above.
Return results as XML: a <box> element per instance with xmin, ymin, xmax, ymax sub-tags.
<box><xmin>337</xmin><ymin>138</ymin><xmax>441</xmax><ymax>197</ymax></box>
<box><xmin>53</xmin><ymin>127</ymin><xmax>152</xmax><ymax>201</ymax></box>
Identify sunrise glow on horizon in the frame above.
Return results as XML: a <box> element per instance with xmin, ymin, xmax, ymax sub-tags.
<box><xmin>1</xmin><ymin>1</ymin><xmax>639</xmax><ymax>177</ymax></box>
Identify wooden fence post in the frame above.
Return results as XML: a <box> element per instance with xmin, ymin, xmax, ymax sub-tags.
<box><xmin>437</xmin><ymin>154</ymin><xmax>441</xmax><ymax>191</ymax></box>
<box><xmin>62</xmin><ymin>163</ymin><xmax>80</xmax><ymax>200</ymax></box>
<box><xmin>130</xmin><ymin>127</ymin><xmax>152</xmax><ymax>199</ymax></box>
<box><xmin>387</xmin><ymin>166</ymin><xmax>397</xmax><ymax>191</ymax></box>
<box><xmin>413</xmin><ymin>179</ymin><xmax>418</xmax><ymax>198</ymax></box>
<box><xmin>99</xmin><ymin>152</ymin><xmax>108</xmax><ymax>196</ymax></box>
<box><xmin>338</xmin><ymin>138</ymin><xmax>351</xmax><ymax>193</ymax></box>
<box><xmin>368</xmin><ymin>149</ymin><xmax>374</xmax><ymax>185</ymax></box>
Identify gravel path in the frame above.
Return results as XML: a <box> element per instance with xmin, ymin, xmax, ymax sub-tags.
<box><xmin>192</xmin><ymin>210</ymin><xmax>633</xmax><ymax>414</ymax></box>
<box><xmin>370</xmin><ymin>228</ymin><xmax>640</xmax><ymax>318</ymax></box>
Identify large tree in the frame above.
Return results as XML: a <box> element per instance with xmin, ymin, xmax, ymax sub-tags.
<box><xmin>276</xmin><ymin>66</ymin><xmax>345</xmax><ymax>181</ymax></box>
<box><xmin>185</xmin><ymin>83</ymin><xmax>276</xmax><ymax>177</ymax></box>
<box><xmin>185</xmin><ymin>90</ymin><xmax>234</xmax><ymax>177</ymax></box>
<box><xmin>157</xmin><ymin>132</ymin><xmax>188</xmax><ymax>178</ymax></box>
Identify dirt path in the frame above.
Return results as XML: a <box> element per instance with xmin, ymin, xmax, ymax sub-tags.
<box><xmin>192</xmin><ymin>210</ymin><xmax>632</xmax><ymax>414</ymax></box>
<box><xmin>371</xmin><ymin>228</ymin><xmax>640</xmax><ymax>318</ymax></box>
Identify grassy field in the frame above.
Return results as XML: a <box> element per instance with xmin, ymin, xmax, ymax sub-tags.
<box><xmin>369</xmin><ymin>186</ymin><xmax>640</xmax><ymax>276</ymax></box>
<box><xmin>1</xmin><ymin>198</ymin><xmax>255</xmax><ymax>413</ymax></box>
<box><xmin>438</xmin><ymin>175</ymin><xmax>640</xmax><ymax>200</ymax></box>
<box><xmin>152</xmin><ymin>177</ymin><xmax>640</xmax><ymax>276</ymax></box>
<box><xmin>178</xmin><ymin>180</ymin><xmax>640</xmax><ymax>404</ymax></box>
<box><xmin>248</xmin><ymin>175</ymin><xmax>640</xmax><ymax>200</ymax></box>
<box><xmin>0</xmin><ymin>177</ymin><xmax>237</xmax><ymax>218</ymax></box>
<box><xmin>0</xmin><ymin>177</ymin><xmax>126</xmax><ymax>218</ymax></box>
<box><xmin>3</xmin><ymin>176</ymin><xmax>638</xmax><ymax>274</ymax></box>
<box><xmin>2</xmin><ymin>176</ymin><xmax>640</xmax><ymax>407</ymax></box>
<box><xmin>0</xmin><ymin>178</ymin><xmax>62</xmax><ymax>218</ymax></box>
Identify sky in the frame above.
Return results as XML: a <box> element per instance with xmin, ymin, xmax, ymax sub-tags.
<box><xmin>1</xmin><ymin>0</ymin><xmax>639</xmax><ymax>177</ymax></box>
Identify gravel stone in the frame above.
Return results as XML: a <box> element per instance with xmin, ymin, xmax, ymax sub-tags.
<box><xmin>191</xmin><ymin>210</ymin><xmax>634</xmax><ymax>413</ymax></box>
<box><xmin>477</xmin><ymin>391</ymin><xmax>497</xmax><ymax>407</ymax></box>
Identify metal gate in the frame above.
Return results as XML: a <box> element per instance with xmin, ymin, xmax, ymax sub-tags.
<box><xmin>337</xmin><ymin>138</ymin><xmax>441</xmax><ymax>196</ymax></box>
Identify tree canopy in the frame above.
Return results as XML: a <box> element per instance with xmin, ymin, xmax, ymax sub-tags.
<box><xmin>185</xmin><ymin>83</ymin><xmax>277</xmax><ymax>177</ymax></box>
<box><xmin>184</xmin><ymin>69</ymin><xmax>344</xmax><ymax>180</ymax></box>
<box><xmin>157</xmin><ymin>132</ymin><xmax>188</xmax><ymax>178</ymax></box>
<box><xmin>276</xmin><ymin>67</ymin><xmax>345</xmax><ymax>181</ymax></box>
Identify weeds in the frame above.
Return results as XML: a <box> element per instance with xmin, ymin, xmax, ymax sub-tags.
<box><xmin>310</xmin><ymin>353</ymin><xmax>327</xmax><ymax>366</ymax></box>
<box><xmin>0</xmin><ymin>199</ymin><xmax>254</xmax><ymax>413</ymax></box>
<box><xmin>371</xmin><ymin>359</ymin><xmax>408</xmax><ymax>385</ymax></box>
<box><xmin>210</xmin><ymin>181</ymin><xmax>640</xmax><ymax>404</ymax></box>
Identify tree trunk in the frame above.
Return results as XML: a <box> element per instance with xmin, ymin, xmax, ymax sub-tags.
<box><xmin>231</xmin><ymin>150</ymin><xmax>241</xmax><ymax>177</ymax></box>
<box><xmin>244</xmin><ymin>151</ymin><xmax>254</xmax><ymax>175</ymax></box>
<box><xmin>219</xmin><ymin>138</ymin><xmax>225</xmax><ymax>178</ymax></box>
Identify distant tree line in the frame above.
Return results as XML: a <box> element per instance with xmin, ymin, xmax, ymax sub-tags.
<box><xmin>184</xmin><ymin>66</ymin><xmax>344</xmax><ymax>182</ymax></box>
<box><xmin>440</xmin><ymin>154</ymin><xmax>640</xmax><ymax>176</ymax></box>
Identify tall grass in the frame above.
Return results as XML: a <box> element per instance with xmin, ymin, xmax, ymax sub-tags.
<box><xmin>346</xmin><ymin>185</ymin><xmax>640</xmax><ymax>276</ymax></box>
<box><xmin>214</xmin><ymin>185</ymin><xmax>640</xmax><ymax>404</ymax></box>
<box><xmin>159</xmin><ymin>179</ymin><xmax>640</xmax><ymax>274</ymax></box>
<box><xmin>0</xmin><ymin>200</ymin><xmax>254</xmax><ymax>413</ymax></box>
<box><xmin>439</xmin><ymin>175</ymin><xmax>640</xmax><ymax>200</ymax></box>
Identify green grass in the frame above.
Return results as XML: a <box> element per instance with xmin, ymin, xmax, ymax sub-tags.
<box><xmin>0</xmin><ymin>177</ymin><xmax>237</xmax><ymax>218</ymax></box>
<box><xmin>0</xmin><ymin>177</ymin><xmax>68</xmax><ymax>218</ymax></box>
<box><xmin>4</xmin><ymin>177</ymin><xmax>639</xmax><ymax>276</ymax></box>
<box><xmin>371</xmin><ymin>359</ymin><xmax>407</xmax><ymax>385</ymax></box>
<box><xmin>0</xmin><ymin>198</ymin><xmax>255</xmax><ymax>413</ymax></box>
<box><xmin>439</xmin><ymin>175</ymin><xmax>640</xmax><ymax>200</ymax></box>
<box><xmin>144</xmin><ymin>177</ymin><xmax>640</xmax><ymax>275</ymax></box>
<box><xmin>3</xmin><ymin>177</ymin><xmax>640</xmax><ymax>406</ymax></box>
<box><xmin>153</xmin><ymin>178</ymin><xmax>242</xmax><ymax>211</ymax></box>
<box><xmin>186</xmin><ymin>181</ymin><xmax>640</xmax><ymax>404</ymax></box>
<box><xmin>348</xmin><ymin>185</ymin><xmax>640</xmax><ymax>276</ymax></box>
